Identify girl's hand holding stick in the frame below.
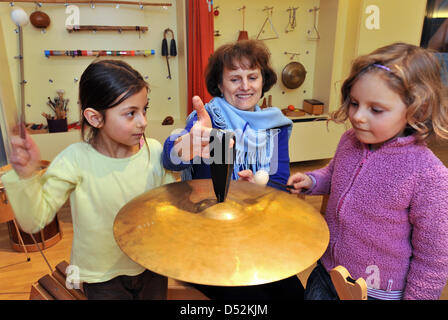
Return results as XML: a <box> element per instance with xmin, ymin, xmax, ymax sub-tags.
<box><xmin>9</xmin><ymin>123</ymin><xmax>41</xmax><ymax>179</ymax></box>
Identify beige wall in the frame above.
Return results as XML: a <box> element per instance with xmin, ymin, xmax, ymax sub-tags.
<box><xmin>213</xmin><ymin>0</ymin><xmax>321</xmax><ymax>111</ymax></box>
<box><xmin>320</xmin><ymin>0</ymin><xmax>427</xmax><ymax>112</ymax></box>
<box><xmin>312</xmin><ymin>0</ymin><xmax>340</xmax><ymax>111</ymax></box>
<box><xmin>0</xmin><ymin>1</ymin><xmax>184</xmax><ymax>125</ymax></box>
<box><xmin>0</xmin><ymin>0</ymin><xmax>430</xmax><ymax>162</ymax></box>
<box><xmin>212</xmin><ymin>0</ymin><xmax>427</xmax><ymax>113</ymax></box>
<box><xmin>0</xmin><ymin>0</ymin><xmax>187</xmax><ymax>160</ymax></box>
<box><xmin>356</xmin><ymin>0</ymin><xmax>427</xmax><ymax>56</ymax></box>
<box><xmin>325</xmin><ymin>0</ymin><xmax>362</xmax><ymax>110</ymax></box>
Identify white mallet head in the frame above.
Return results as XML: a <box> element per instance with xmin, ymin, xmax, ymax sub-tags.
<box><xmin>10</xmin><ymin>7</ymin><xmax>29</xmax><ymax>27</ymax></box>
<box><xmin>254</xmin><ymin>170</ymin><xmax>269</xmax><ymax>186</ymax></box>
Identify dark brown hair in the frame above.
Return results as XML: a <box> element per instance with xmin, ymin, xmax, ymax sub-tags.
<box><xmin>332</xmin><ymin>42</ymin><xmax>448</xmax><ymax>142</ymax></box>
<box><xmin>205</xmin><ymin>40</ymin><xmax>277</xmax><ymax>98</ymax></box>
<box><xmin>78</xmin><ymin>59</ymin><xmax>149</xmax><ymax>143</ymax></box>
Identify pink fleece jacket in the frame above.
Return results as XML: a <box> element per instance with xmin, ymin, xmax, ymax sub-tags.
<box><xmin>306</xmin><ymin>129</ymin><xmax>448</xmax><ymax>300</ymax></box>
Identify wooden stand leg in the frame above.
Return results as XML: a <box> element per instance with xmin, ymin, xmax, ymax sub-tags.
<box><xmin>329</xmin><ymin>266</ymin><xmax>367</xmax><ymax>300</ymax></box>
<box><xmin>40</xmin><ymin>229</ymin><xmax>46</xmax><ymax>250</ymax></box>
<box><xmin>11</xmin><ymin>219</ymin><xmax>30</xmax><ymax>262</ymax></box>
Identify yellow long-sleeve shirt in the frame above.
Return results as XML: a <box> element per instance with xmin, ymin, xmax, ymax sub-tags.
<box><xmin>1</xmin><ymin>138</ymin><xmax>175</xmax><ymax>283</ymax></box>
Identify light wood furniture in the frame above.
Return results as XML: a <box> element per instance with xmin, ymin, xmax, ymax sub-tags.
<box><xmin>29</xmin><ymin>259</ymin><xmax>208</xmax><ymax>300</ymax></box>
<box><xmin>30</xmin><ymin>260</ymin><xmax>86</xmax><ymax>300</ymax></box>
<box><xmin>0</xmin><ymin>188</ymin><xmax>30</xmax><ymax>264</ymax></box>
<box><xmin>0</xmin><ymin>161</ymin><xmax>63</xmax><ymax>253</ymax></box>
<box><xmin>330</xmin><ymin>266</ymin><xmax>367</xmax><ymax>300</ymax></box>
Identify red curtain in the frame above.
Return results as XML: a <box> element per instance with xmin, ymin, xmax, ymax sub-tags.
<box><xmin>187</xmin><ymin>0</ymin><xmax>214</xmax><ymax>115</ymax></box>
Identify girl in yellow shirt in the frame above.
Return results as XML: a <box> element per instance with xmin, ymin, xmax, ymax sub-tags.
<box><xmin>1</xmin><ymin>60</ymin><xmax>175</xmax><ymax>300</ymax></box>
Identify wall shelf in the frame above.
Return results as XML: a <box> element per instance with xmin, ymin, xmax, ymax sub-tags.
<box><xmin>44</xmin><ymin>49</ymin><xmax>155</xmax><ymax>57</ymax></box>
<box><xmin>0</xmin><ymin>0</ymin><xmax>172</xmax><ymax>7</ymax></box>
<box><xmin>289</xmin><ymin>115</ymin><xmax>328</xmax><ymax>123</ymax></box>
<box><xmin>66</xmin><ymin>25</ymin><xmax>148</xmax><ymax>33</ymax></box>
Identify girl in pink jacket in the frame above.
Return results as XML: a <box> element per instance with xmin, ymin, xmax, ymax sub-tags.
<box><xmin>289</xmin><ymin>43</ymin><xmax>448</xmax><ymax>300</ymax></box>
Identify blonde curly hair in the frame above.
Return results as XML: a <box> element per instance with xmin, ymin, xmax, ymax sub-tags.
<box><xmin>331</xmin><ymin>42</ymin><xmax>448</xmax><ymax>143</ymax></box>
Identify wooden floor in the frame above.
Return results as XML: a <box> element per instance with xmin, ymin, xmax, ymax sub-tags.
<box><xmin>0</xmin><ymin>140</ymin><xmax>447</xmax><ymax>300</ymax></box>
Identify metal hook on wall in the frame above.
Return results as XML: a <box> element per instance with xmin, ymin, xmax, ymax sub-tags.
<box><xmin>284</xmin><ymin>51</ymin><xmax>300</xmax><ymax>60</ymax></box>
<box><xmin>237</xmin><ymin>5</ymin><xmax>246</xmax><ymax>31</ymax></box>
<box><xmin>285</xmin><ymin>6</ymin><xmax>298</xmax><ymax>33</ymax></box>
<box><xmin>307</xmin><ymin>6</ymin><xmax>320</xmax><ymax>40</ymax></box>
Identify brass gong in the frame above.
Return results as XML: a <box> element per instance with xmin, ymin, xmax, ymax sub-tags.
<box><xmin>281</xmin><ymin>61</ymin><xmax>307</xmax><ymax>89</ymax></box>
<box><xmin>113</xmin><ymin>179</ymin><xmax>329</xmax><ymax>286</ymax></box>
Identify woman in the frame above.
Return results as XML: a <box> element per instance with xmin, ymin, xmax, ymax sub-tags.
<box><xmin>162</xmin><ymin>40</ymin><xmax>303</xmax><ymax>300</ymax></box>
<box><xmin>163</xmin><ymin>39</ymin><xmax>292</xmax><ymax>189</ymax></box>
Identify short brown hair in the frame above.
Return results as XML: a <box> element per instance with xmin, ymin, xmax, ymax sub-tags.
<box><xmin>332</xmin><ymin>42</ymin><xmax>448</xmax><ymax>142</ymax></box>
<box><xmin>205</xmin><ymin>40</ymin><xmax>277</xmax><ymax>98</ymax></box>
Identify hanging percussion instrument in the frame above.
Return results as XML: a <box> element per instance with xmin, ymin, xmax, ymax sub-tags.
<box><xmin>113</xmin><ymin>179</ymin><xmax>329</xmax><ymax>286</ymax></box>
<box><xmin>281</xmin><ymin>61</ymin><xmax>307</xmax><ymax>89</ymax></box>
<box><xmin>0</xmin><ymin>161</ymin><xmax>63</xmax><ymax>252</ymax></box>
<box><xmin>30</xmin><ymin>11</ymin><xmax>51</xmax><ymax>29</ymax></box>
<box><xmin>237</xmin><ymin>6</ymin><xmax>249</xmax><ymax>41</ymax></box>
<box><xmin>161</xmin><ymin>28</ymin><xmax>177</xmax><ymax>79</ymax></box>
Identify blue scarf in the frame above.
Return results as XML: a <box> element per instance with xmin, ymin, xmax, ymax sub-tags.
<box><xmin>182</xmin><ymin>97</ymin><xmax>292</xmax><ymax>180</ymax></box>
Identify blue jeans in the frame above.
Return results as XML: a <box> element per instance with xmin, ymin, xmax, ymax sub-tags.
<box><xmin>304</xmin><ymin>262</ymin><xmax>378</xmax><ymax>300</ymax></box>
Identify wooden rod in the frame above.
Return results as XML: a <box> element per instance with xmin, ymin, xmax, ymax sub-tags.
<box><xmin>44</xmin><ymin>49</ymin><xmax>155</xmax><ymax>57</ymax></box>
<box><xmin>18</xmin><ymin>26</ymin><xmax>25</xmax><ymax>126</ymax></box>
<box><xmin>67</xmin><ymin>25</ymin><xmax>149</xmax><ymax>32</ymax></box>
<box><xmin>0</xmin><ymin>0</ymin><xmax>172</xmax><ymax>6</ymax></box>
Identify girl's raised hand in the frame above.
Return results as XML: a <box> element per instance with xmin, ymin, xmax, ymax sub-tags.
<box><xmin>9</xmin><ymin>125</ymin><xmax>41</xmax><ymax>179</ymax></box>
<box><xmin>287</xmin><ymin>172</ymin><xmax>313</xmax><ymax>195</ymax></box>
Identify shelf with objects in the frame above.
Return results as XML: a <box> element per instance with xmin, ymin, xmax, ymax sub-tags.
<box><xmin>213</xmin><ymin>0</ymin><xmax>427</xmax><ymax>162</ymax></box>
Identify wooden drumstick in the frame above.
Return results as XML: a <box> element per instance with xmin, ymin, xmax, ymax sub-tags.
<box><xmin>268</xmin><ymin>179</ymin><xmax>294</xmax><ymax>190</ymax></box>
<box><xmin>254</xmin><ymin>170</ymin><xmax>294</xmax><ymax>190</ymax></box>
<box><xmin>30</xmin><ymin>233</ymin><xmax>53</xmax><ymax>273</ymax></box>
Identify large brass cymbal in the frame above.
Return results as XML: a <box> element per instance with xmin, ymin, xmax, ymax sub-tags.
<box><xmin>113</xmin><ymin>179</ymin><xmax>329</xmax><ymax>286</ymax></box>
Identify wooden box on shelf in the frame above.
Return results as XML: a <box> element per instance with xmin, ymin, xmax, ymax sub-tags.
<box><xmin>303</xmin><ymin>99</ymin><xmax>324</xmax><ymax>115</ymax></box>
<box><xmin>47</xmin><ymin>118</ymin><xmax>68</xmax><ymax>133</ymax></box>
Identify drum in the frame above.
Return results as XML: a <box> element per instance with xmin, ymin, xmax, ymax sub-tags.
<box><xmin>0</xmin><ymin>161</ymin><xmax>63</xmax><ymax>252</ymax></box>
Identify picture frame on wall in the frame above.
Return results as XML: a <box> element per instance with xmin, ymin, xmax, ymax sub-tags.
<box><xmin>421</xmin><ymin>0</ymin><xmax>448</xmax><ymax>85</ymax></box>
